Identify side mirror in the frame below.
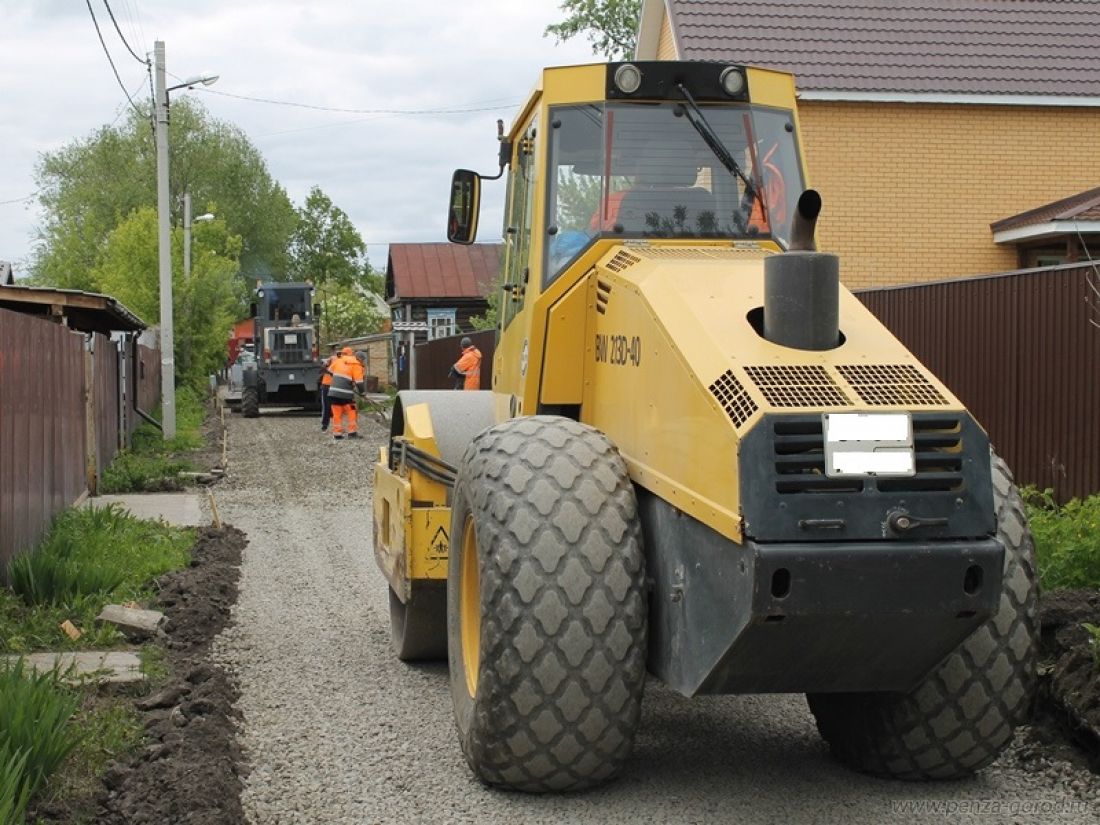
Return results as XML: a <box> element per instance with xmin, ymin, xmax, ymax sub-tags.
<box><xmin>249</xmin><ymin>302</ymin><xmax>257</xmax><ymax>318</ymax></box>
<box><xmin>313</xmin><ymin>303</ymin><xmax>321</xmax><ymax>317</ymax></box>
<box><xmin>447</xmin><ymin>169</ymin><xmax>481</xmax><ymax>245</ymax></box>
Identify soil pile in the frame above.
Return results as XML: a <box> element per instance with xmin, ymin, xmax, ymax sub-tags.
<box><xmin>1039</xmin><ymin>589</ymin><xmax>1100</xmax><ymax>769</ymax></box>
<box><xmin>97</xmin><ymin>525</ymin><xmax>247</xmax><ymax>825</ymax></box>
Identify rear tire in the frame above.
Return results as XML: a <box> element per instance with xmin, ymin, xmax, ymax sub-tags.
<box><xmin>806</xmin><ymin>452</ymin><xmax>1038</xmax><ymax>779</ymax></box>
<box><xmin>241</xmin><ymin>387</ymin><xmax>259</xmax><ymax>418</ymax></box>
<box><xmin>447</xmin><ymin>416</ymin><xmax>647</xmax><ymax>792</ymax></box>
<box><xmin>388</xmin><ymin>587</ymin><xmax>446</xmax><ymax>661</ymax></box>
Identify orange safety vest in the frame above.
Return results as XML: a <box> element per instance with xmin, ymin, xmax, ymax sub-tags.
<box><xmin>328</xmin><ymin>354</ymin><xmax>364</xmax><ymax>401</ymax></box>
<box><xmin>321</xmin><ymin>355</ymin><xmax>335</xmax><ymax>387</ymax></box>
<box><xmin>454</xmin><ymin>346</ymin><xmax>482</xmax><ymax>391</ymax></box>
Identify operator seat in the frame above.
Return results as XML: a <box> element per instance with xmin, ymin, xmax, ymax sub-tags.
<box><xmin>616</xmin><ymin>156</ymin><xmax>716</xmax><ymax>236</ymax></box>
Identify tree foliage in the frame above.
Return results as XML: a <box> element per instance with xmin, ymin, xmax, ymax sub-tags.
<box><xmin>32</xmin><ymin>98</ymin><xmax>295</xmax><ymax>287</ymax></box>
<box><xmin>91</xmin><ymin>207</ymin><xmax>242</xmax><ymax>388</ymax></box>
<box><xmin>288</xmin><ymin>186</ymin><xmax>367</xmax><ymax>288</ymax></box>
<box><xmin>544</xmin><ymin>0</ymin><xmax>642</xmax><ymax>60</ymax></box>
<box><xmin>315</xmin><ymin>281</ymin><xmax>385</xmax><ymax>342</ymax></box>
<box><xmin>288</xmin><ymin>185</ymin><xmax>382</xmax><ymax>342</ymax></box>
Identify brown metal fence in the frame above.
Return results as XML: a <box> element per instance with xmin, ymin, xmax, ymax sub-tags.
<box><xmin>409</xmin><ymin>329</ymin><xmax>497</xmax><ymax>391</ymax></box>
<box><xmin>134</xmin><ymin>343</ymin><xmax>161</xmax><ymax>423</ymax></box>
<box><xmin>93</xmin><ymin>333</ymin><xmax>120</xmax><ymax>477</ymax></box>
<box><xmin>858</xmin><ymin>263</ymin><xmax>1100</xmax><ymax>502</ymax></box>
<box><xmin>0</xmin><ymin>308</ymin><xmax>87</xmax><ymax>571</ymax></box>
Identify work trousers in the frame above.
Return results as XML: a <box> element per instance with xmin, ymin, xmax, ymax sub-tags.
<box><xmin>330</xmin><ymin>402</ymin><xmax>357</xmax><ymax>435</ymax></box>
<box><xmin>320</xmin><ymin>385</ymin><xmax>331</xmax><ymax>429</ymax></box>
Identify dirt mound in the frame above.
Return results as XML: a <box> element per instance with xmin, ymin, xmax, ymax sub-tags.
<box><xmin>97</xmin><ymin>525</ymin><xmax>247</xmax><ymax>825</ymax></box>
<box><xmin>1037</xmin><ymin>589</ymin><xmax>1100</xmax><ymax>770</ymax></box>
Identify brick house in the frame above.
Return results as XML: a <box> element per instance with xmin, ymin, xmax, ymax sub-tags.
<box><xmin>636</xmin><ymin>0</ymin><xmax>1100</xmax><ymax>288</ymax></box>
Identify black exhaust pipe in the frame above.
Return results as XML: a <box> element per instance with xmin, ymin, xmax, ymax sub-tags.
<box><xmin>763</xmin><ymin>190</ymin><xmax>840</xmax><ymax>350</ymax></box>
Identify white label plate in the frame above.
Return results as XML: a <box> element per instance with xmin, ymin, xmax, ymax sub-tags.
<box><xmin>824</xmin><ymin>412</ymin><xmax>915</xmax><ymax>477</ymax></box>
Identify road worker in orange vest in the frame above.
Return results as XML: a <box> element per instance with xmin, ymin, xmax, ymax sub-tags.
<box><xmin>319</xmin><ymin>343</ymin><xmax>339</xmax><ymax>432</ymax></box>
<box><xmin>328</xmin><ymin>346</ymin><xmax>365</xmax><ymax>439</ymax></box>
<box><xmin>452</xmin><ymin>337</ymin><xmax>482</xmax><ymax>391</ymax></box>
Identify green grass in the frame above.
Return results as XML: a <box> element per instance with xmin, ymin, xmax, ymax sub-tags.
<box><xmin>0</xmin><ymin>747</ymin><xmax>31</xmax><ymax>825</ymax></box>
<box><xmin>0</xmin><ymin>662</ymin><xmax>80</xmax><ymax>823</ymax></box>
<box><xmin>102</xmin><ymin>386</ymin><xmax>207</xmax><ymax>493</ymax></box>
<box><xmin>1024</xmin><ymin>487</ymin><xmax>1100</xmax><ymax>591</ymax></box>
<box><xmin>31</xmin><ymin>694</ymin><xmax>144</xmax><ymax>823</ymax></box>
<box><xmin>1</xmin><ymin>505</ymin><xmax>193</xmax><ymax>653</ymax></box>
<box><xmin>0</xmin><ymin>501</ymin><xmax>198</xmax><ymax>823</ymax></box>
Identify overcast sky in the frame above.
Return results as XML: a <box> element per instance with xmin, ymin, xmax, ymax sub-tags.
<box><xmin>0</xmin><ymin>0</ymin><xmax>603</xmax><ymax>277</ymax></box>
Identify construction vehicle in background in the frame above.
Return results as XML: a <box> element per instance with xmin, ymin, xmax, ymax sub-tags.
<box><xmin>239</xmin><ymin>281</ymin><xmax>323</xmax><ymax>417</ymax></box>
<box><xmin>372</xmin><ymin>60</ymin><xmax>1038</xmax><ymax>792</ymax></box>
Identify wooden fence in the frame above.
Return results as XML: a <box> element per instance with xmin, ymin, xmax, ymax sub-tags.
<box><xmin>858</xmin><ymin>262</ymin><xmax>1100</xmax><ymax>502</ymax></box>
<box><xmin>0</xmin><ymin>308</ymin><xmax>159</xmax><ymax>571</ymax></box>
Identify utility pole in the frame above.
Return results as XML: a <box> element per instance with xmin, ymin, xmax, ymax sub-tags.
<box><xmin>154</xmin><ymin>40</ymin><xmax>176</xmax><ymax>440</ymax></box>
<box><xmin>183</xmin><ymin>193</ymin><xmax>192</xmax><ymax>283</ymax></box>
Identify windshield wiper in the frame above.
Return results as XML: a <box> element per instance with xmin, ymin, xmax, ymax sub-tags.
<box><xmin>675</xmin><ymin>83</ymin><xmax>758</xmax><ymax>214</ymax></box>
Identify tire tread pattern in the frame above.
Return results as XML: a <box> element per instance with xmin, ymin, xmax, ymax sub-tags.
<box><xmin>807</xmin><ymin>452</ymin><xmax>1039</xmax><ymax>779</ymax></box>
<box><xmin>453</xmin><ymin>416</ymin><xmax>647</xmax><ymax>792</ymax></box>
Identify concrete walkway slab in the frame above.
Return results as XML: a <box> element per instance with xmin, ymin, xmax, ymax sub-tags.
<box><xmin>89</xmin><ymin>493</ymin><xmax>206</xmax><ymax>527</ymax></box>
<box><xmin>4</xmin><ymin>651</ymin><xmax>145</xmax><ymax>684</ymax></box>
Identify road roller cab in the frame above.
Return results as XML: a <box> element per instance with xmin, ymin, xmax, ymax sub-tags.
<box><xmin>373</xmin><ymin>60</ymin><xmax>1038</xmax><ymax>792</ymax></box>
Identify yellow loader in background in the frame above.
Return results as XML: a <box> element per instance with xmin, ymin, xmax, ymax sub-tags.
<box><xmin>373</xmin><ymin>60</ymin><xmax>1037</xmax><ymax>792</ymax></box>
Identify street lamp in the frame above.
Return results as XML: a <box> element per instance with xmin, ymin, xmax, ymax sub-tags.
<box><xmin>153</xmin><ymin>39</ymin><xmax>218</xmax><ymax>440</ymax></box>
<box><xmin>183</xmin><ymin>193</ymin><xmax>215</xmax><ymax>281</ymax></box>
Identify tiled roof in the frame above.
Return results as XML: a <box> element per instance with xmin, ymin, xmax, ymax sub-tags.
<box><xmin>387</xmin><ymin>243</ymin><xmax>501</xmax><ymax>300</ymax></box>
<box><xmin>991</xmin><ymin>186</ymin><xmax>1100</xmax><ymax>231</ymax></box>
<box><xmin>666</xmin><ymin>0</ymin><xmax>1100</xmax><ymax>97</ymax></box>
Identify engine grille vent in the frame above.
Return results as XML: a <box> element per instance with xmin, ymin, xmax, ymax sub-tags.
<box><xmin>744</xmin><ymin>365</ymin><xmax>851</xmax><ymax>408</ymax></box>
<box><xmin>605</xmin><ymin>250</ymin><xmax>641</xmax><ymax>272</ymax></box>
<box><xmin>632</xmin><ymin>247</ymin><xmax>769</xmax><ymax>260</ymax></box>
<box><xmin>708</xmin><ymin>370</ymin><xmax>758</xmax><ymax>428</ymax></box>
<box><xmin>596</xmin><ymin>279</ymin><xmax>612</xmax><ymax>314</ymax></box>
<box><xmin>770</xmin><ymin>414</ymin><xmax>965</xmax><ymax>496</ymax></box>
<box><xmin>837</xmin><ymin>364</ymin><xmax>948</xmax><ymax>407</ymax></box>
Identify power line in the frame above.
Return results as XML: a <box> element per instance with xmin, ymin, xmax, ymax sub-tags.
<box><xmin>85</xmin><ymin>0</ymin><xmax>143</xmax><ymax>115</ymax></box>
<box><xmin>101</xmin><ymin>0</ymin><xmax>147</xmax><ymax>65</ymax></box>
<box><xmin>194</xmin><ymin>87</ymin><xmax>519</xmax><ymax>117</ymax></box>
<box><xmin>0</xmin><ymin>193</ymin><xmax>37</xmax><ymax>206</ymax></box>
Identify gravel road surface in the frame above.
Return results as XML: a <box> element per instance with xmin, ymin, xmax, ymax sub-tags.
<box><xmin>213</xmin><ymin>410</ymin><xmax>1099</xmax><ymax>824</ymax></box>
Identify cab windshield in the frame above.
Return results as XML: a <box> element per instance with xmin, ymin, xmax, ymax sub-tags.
<box><xmin>546</xmin><ymin>102</ymin><xmax>804</xmax><ymax>281</ymax></box>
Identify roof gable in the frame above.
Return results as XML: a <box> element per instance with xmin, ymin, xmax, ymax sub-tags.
<box><xmin>646</xmin><ymin>0</ymin><xmax>1100</xmax><ymax>99</ymax></box>
<box><xmin>386</xmin><ymin>243</ymin><xmax>501</xmax><ymax>301</ymax></box>
<box><xmin>991</xmin><ymin>186</ymin><xmax>1100</xmax><ymax>238</ymax></box>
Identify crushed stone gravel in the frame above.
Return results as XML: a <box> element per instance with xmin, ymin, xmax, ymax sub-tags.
<box><xmin>212</xmin><ymin>408</ymin><xmax>1099</xmax><ymax>824</ymax></box>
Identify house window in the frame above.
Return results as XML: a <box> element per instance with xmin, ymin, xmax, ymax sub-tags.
<box><xmin>427</xmin><ymin>309</ymin><xmax>457</xmax><ymax>339</ymax></box>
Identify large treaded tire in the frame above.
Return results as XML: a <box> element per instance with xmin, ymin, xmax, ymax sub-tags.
<box><xmin>241</xmin><ymin>387</ymin><xmax>259</xmax><ymax>418</ymax></box>
<box><xmin>807</xmin><ymin>452</ymin><xmax>1038</xmax><ymax>779</ymax></box>
<box><xmin>447</xmin><ymin>416</ymin><xmax>647</xmax><ymax>792</ymax></box>
<box><xmin>388</xmin><ymin>587</ymin><xmax>446</xmax><ymax>661</ymax></box>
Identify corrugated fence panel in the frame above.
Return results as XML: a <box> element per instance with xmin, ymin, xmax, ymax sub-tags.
<box><xmin>411</xmin><ymin>329</ymin><xmax>497</xmax><ymax>391</ymax></box>
<box><xmin>859</xmin><ymin>263</ymin><xmax>1100</xmax><ymax>502</ymax></box>
<box><xmin>136</xmin><ymin>344</ymin><xmax>160</xmax><ymax>416</ymax></box>
<box><xmin>0</xmin><ymin>308</ymin><xmax>87</xmax><ymax>571</ymax></box>
<box><xmin>93</xmin><ymin>334</ymin><xmax>120</xmax><ymax>478</ymax></box>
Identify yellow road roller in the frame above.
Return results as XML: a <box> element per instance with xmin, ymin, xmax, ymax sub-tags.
<box><xmin>373</xmin><ymin>60</ymin><xmax>1037</xmax><ymax>792</ymax></box>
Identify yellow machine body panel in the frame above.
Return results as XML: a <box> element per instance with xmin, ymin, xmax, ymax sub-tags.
<box><xmin>373</xmin><ymin>403</ymin><xmax>456</xmax><ymax>599</ymax></box>
<box><xmin>558</xmin><ymin>243</ymin><xmax>965</xmax><ymax>543</ymax></box>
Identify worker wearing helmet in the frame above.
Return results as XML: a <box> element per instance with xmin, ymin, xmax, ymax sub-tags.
<box><xmin>328</xmin><ymin>346</ymin><xmax>365</xmax><ymax>439</ymax></box>
<box><xmin>452</xmin><ymin>337</ymin><xmax>482</xmax><ymax>391</ymax></box>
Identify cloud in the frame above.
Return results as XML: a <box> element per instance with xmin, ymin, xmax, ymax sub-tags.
<box><xmin>0</xmin><ymin>0</ymin><xmax>602</xmax><ymax>273</ymax></box>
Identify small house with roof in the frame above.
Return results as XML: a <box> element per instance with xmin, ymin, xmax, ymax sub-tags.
<box><xmin>385</xmin><ymin>243</ymin><xmax>501</xmax><ymax>341</ymax></box>
<box><xmin>636</xmin><ymin>0</ymin><xmax>1100</xmax><ymax>287</ymax></box>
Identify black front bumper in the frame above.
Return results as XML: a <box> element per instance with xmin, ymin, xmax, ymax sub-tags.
<box><xmin>639</xmin><ymin>492</ymin><xmax>1003</xmax><ymax>696</ymax></box>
